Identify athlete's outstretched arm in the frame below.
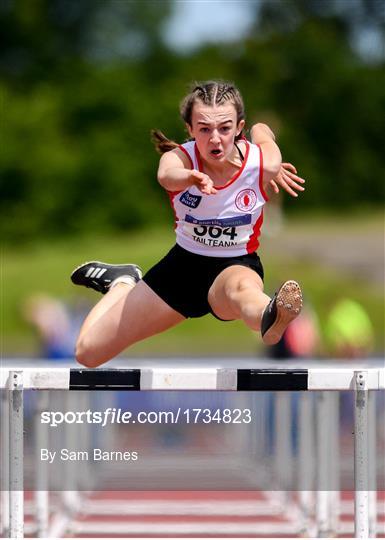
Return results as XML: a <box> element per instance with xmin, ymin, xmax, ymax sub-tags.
<box><xmin>270</xmin><ymin>162</ymin><xmax>305</xmax><ymax>198</ymax></box>
<box><xmin>249</xmin><ymin>123</ymin><xmax>281</xmax><ymax>183</ymax></box>
<box><xmin>250</xmin><ymin>123</ymin><xmax>305</xmax><ymax>198</ymax></box>
<box><xmin>157</xmin><ymin>148</ymin><xmax>217</xmax><ymax>195</ymax></box>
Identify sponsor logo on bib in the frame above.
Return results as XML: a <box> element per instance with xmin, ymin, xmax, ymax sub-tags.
<box><xmin>235</xmin><ymin>189</ymin><xmax>257</xmax><ymax>212</ymax></box>
<box><xmin>180</xmin><ymin>191</ymin><xmax>202</xmax><ymax>208</ymax></box>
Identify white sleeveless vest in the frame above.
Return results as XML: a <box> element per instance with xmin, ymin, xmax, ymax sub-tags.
<box><xmin>167</xmin><ymin>140</ymin><xmax>268</xmax><ymax>257</ymax></box>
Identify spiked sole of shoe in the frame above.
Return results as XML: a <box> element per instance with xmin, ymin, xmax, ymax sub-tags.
<box><xmin>262</xmin><ymin>280</ymin><xmax>303</xmax><ymax>346</ymax></box>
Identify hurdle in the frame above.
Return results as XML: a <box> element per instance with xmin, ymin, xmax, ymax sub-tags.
<box><xmin>1</xmin><ymin>365</ymin><xmax>384</xmax><ymax>539</ymax></box>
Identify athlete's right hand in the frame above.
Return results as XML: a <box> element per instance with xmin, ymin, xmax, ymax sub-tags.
<box><xmin>190</xmin><ymin>170</ymin><xmax>218</xmax><ymax>195</ymax></box>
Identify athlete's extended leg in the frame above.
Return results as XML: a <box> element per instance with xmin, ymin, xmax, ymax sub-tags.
<box><xmin>208</xmin><ymin>266</ymin><xmax>269</xmax><ymax>328</ymax></box>
<box><xmin>75</xmin><ymin>281</ymin><xmax>185</xmax><ymax>367</ymax></box>
<box><xmin>208</xmin><ymin>265</ymin><xmax>302</xmax><ymax>345</ymax></box>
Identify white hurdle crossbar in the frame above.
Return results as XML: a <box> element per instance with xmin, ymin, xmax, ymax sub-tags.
<box><xmin>1</xmin><ymin>366</ymin><xmax>384</xmax><ymax>539</ymax></box>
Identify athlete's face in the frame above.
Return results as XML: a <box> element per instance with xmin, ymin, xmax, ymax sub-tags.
<box><xmin>187</xmin><ymin>102</ymin><xmax>245</xmax><ymax>164</ymax></box>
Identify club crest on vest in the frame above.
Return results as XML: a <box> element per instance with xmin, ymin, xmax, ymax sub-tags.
<box><xmin>235</xmin><ymin>189</ymin><xmax>258</xmax><ymax>212</ymax></box>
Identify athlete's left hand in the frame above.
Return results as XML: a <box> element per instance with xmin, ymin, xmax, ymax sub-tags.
<box><xmin>270</xmin><ymin>163</ymin><xmax>305</xmax><ymax>198</ymax></box>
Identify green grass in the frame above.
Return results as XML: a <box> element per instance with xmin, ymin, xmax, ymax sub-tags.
<box><xmin>3</xmin><ymin>215</ymin><xmax>384</xmax><ymax>356</ymax></box>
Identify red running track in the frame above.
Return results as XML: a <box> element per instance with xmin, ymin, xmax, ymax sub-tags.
<box><xmin>19</xmin><ymin>490</ymin><xmax>385</xmax><ymax>538</ymax></box>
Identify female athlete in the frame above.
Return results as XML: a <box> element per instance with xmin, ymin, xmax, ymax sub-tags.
<box><xmin>71</xmin><ymin>81</ymin><xmax>305</xmax><ymax>367</ymax></box>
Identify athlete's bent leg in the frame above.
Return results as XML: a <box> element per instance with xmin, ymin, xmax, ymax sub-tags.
<box><xmin>208</xmin><ymin>266</ymin><xmax>270</xmax><ymax>330</ymax></box>
<box><xmin>76</xmin><ymin>281</ymin><xmax>185</xmax><ymax>367</ymax></box>
<box><xmin>208</xmin><ymin>266</ymin><xmax>302</xmax><ymax>344</ymax></box>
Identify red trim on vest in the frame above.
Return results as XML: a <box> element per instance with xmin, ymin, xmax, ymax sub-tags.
<box><xmin>246</xmin><ymin>210</ymin><xmax>264</xmax><ymax>253</ymax></box>
<box><xmin>194</xmin><ymin>142</ymin><xmax>250</xmax><ymax>190</ymax></box>
<box><xmin>257</xmin><ymin>144</ymin><xmax>269</xmax><ymax>202</ymax></box>
<box><xmin>177</xmin><ymin>144</ymin><xmax>194</xmax><ymax>169</ymax></box>
<box><xmin>167</xmin><ymin>191</ymin><xmax>179</xmax><ymax>230</ymax></box>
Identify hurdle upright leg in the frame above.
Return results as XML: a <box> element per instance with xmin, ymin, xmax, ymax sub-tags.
<box><xmin>9</xmin><ymin>371</ymin><xmax>24</xmax><ymax>539</ymax></box>
<box><xmin>273</xmin><ymin>392</ymin><xmax>292</xmax><ymax>508</ymax></box>
<box><xmin>329</xmin><ymin>392</ymin><xmax>340</xmax><ymax>535</ymax></box>
<box><xmin>298</xmin><ymin>392</ymin><xmax>315</xmax><ymax>536</ymax></box>
<box><xmin>354</xmin><ymin>370</ymin><xmax>369</xmax><ymax>539</ymax></box>
<box><xmin>368</xmin><ymin>390</ymin><xmax>377</xmax><ymax>538</ymax></box>
<box><xmin>316</xmin><ymin>391</ymin><xmax>333</xmax><ymax>537</ymax></box>
<box><xmin>34</xmin><ymin>392</ymin><xmax>50</xmax><ymax>537</ymax></box>
<box><xmin>62</xmin><ymin>391</ymin><xmax>81</xmax><ymax>513</ymax></box>
<box><xmin>1</xmin><ymin>387</ymin><xmax>10</xmax><ymax>537</ymax></box>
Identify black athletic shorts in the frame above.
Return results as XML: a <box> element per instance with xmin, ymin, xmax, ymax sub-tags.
<box><xmin>142</xmin><ymin>243</ymin><xmax>264</xmax><ymax>319</ymax></box>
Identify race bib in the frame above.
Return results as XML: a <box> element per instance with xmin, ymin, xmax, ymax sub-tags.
<box><xmin>183</xmin><ymin>214</ymin><xmax>252</xmax><ymax>248</ymax></box>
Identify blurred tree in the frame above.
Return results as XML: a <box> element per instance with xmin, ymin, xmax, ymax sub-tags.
<box><xmin>255</xmin><ymin>0</ymin><xmax>384</xmax><ymax>63</ymax></box>
<box><xmin>0</xmin><ymin>0</ymin><xmax>384</xmax><ymax>243</ymax></box>
<box><xmin>238</xmin><ymin>0</ymin><xmax>385</xmax><ymax>210</ymax></box>
<box><xmin>0</xmin><ymin>0</ymin><xmax>172</xmax><ymax>85</ymax></box>
<box><xmin>0</xmin><ymin>0</ymin><xmax>174</xmax><ymax>242</ymax></box>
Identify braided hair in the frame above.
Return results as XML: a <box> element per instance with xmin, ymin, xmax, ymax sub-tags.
<box><xmin>152</xmin><ymin>80</ymin><xmax>246</xmax><ymax>154</ymax></box>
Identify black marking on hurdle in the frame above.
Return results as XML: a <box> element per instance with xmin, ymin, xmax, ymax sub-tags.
<box><xmin>237</xmin><ymin>369</ymin><xmax>308</xmax><ymax>391</ymax></box>
<box><xmin>69</xmin><ymin>369</ymin><xmax>140</xmax><ymax>390</ymax></box>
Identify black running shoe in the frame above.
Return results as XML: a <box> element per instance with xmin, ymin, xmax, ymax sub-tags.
<box><xmin>261</xmin><ymin>280</ymin><xmax>302</xmax><ymax>345</ymax></box>
<box><xmin>71</xmin><ymin>261</ymin><xmax>142</xmax><ymax>294</ymax></box>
